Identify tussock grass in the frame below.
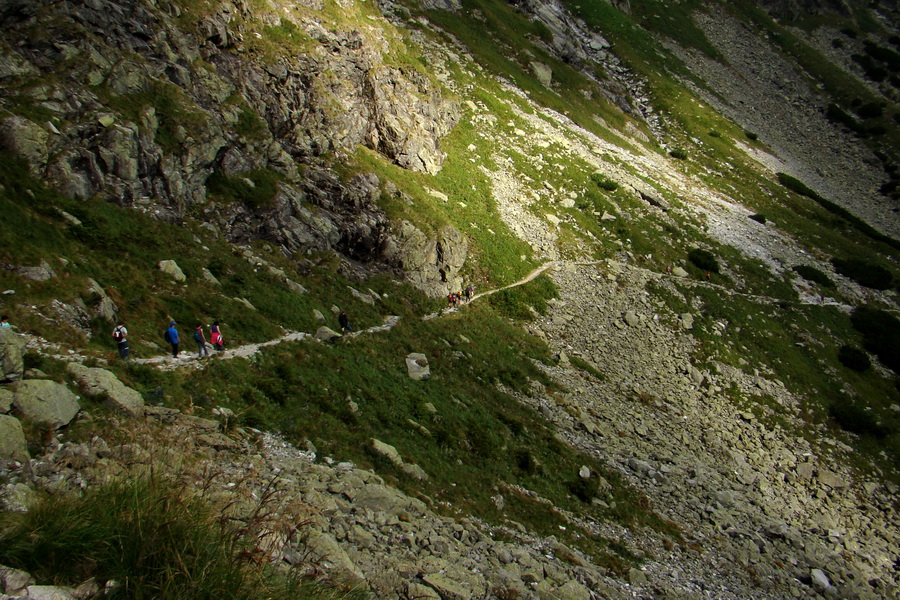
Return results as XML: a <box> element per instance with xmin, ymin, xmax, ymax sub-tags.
<box><xmin>0</xmin><ymin>476</ymin><xmax>341</xmax><ymax>600</ymax></box>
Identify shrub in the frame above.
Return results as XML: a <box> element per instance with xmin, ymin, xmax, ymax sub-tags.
<box><xmin>838</xmin><ymin>345</ymin><xmax>871</xmax><ymax>372</ymax></box>
<box><xmin>749</xmin><ymin>213</ymin><xmax>766</xmax><ymax>224</ymax></box>
<box><xmin>687</xmin><ymin>248</ymin><xmax>719</xmax><ymax>274</ymax></box>
<box><xmin>744</xmin><ymin>130</ymin><xmax>758</xmax><ymax>141</ymax></box>
<box><xmin>708</xmin><ymin>130</ymin><xmax>722</xmax><ymax>138</ymax></box>
<box><xmin>590</xmin><ymin>172</ymin><xmax>619</xmax><ymax>192</ymax></box>
<box><xmin>668</xmin><ymin>148</ymin><xmax>687</xmax><ymax>160</ymax></box>
<box><xmin>851</xmin><ymin>306</ymin><xmax>900</xmax><ymax>373</ymax></box>
<box><xmin>792</xmin><ymin>265</ymin><xmax>835</xmax><ymax>288</ymax></box>
<box><xmin>829</xmin><ymin>400</ymin><xmax>885</xmax><ymax>437</ymax></box>
<box><xmin>206</xmin><ymin>169</ymin><xmax>282</xmax><ymax>210</ymax></box>
<box><xmin>831</xmin><ymin>258</ymin><xmax>894</xmax><ymax>290</ymax></box>
<box><xmin>566</xmin><ymin>476</ymin><xmax>599</xmax><ymax>503</ymax></box>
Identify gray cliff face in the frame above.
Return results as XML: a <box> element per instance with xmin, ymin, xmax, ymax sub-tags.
<box><xmin>0</xmin><ymin>0</ymin><xmax>461</xmax><ymax>295</ymax></box>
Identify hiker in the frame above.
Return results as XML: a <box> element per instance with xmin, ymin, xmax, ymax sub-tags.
<box><xmin>447</xmin><ymin>292</ymin><xmax>455</xmax><ymax>308</ymax></box>
<box><xmin>464</xmin><ymin>285</ymin><xmax>472</xmax><ymax>302</ymax></box>
<box><xmin>164</xmin><ymin>321</ymin><xmax>180</xmax><ymax>358</ymax></box>
<box><xmin>210</xmin><ymin>321</ymin><xmax>224</xmax><ymax>353</ymax></box>
<box><xmin>339</xmin><ymin>310</ymin><xmax>352</xmax><ymax>333</ymax></box>
<box><xmin>0</xmin><ymin>315</ymin><xmax>10</xmax><ymax>329</ymax></box>
<box><xmin>112</xmin><ymin>321</ymin><xmax>129</xmax><ymax>359</ymax></box>
<box><xmin>193</xmin><ymin>323</ymin><xmax>209</xmax><ymax>358</ymax></box>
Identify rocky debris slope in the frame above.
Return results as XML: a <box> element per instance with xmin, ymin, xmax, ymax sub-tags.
<box><xmin>663</xmin><ymin>4</ymin><xmax>898</xmax><ymax>239</ymax></box>
<box><xmin>519</xmin><ymin>260</ymin><xmax>898</xmax><ymax>599</ymax></box>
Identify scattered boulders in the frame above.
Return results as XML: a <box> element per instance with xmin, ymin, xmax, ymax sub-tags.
<box><xmin>314</xmin><ymin>326</ymin><xmax>342</xmax><ymax>342</ymax></box>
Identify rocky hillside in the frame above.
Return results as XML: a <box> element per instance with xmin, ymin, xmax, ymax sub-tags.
<box><xmin>0</xmin><ymin>0</ymin><xmax>899</xmax><ymax>599</ymax></box>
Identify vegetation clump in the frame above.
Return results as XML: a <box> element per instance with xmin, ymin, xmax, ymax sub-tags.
<box><xmin>850</xmin><ymin>306</ymin><xmax>900</xmax><ymax>373</ymax></box>
<box><xmin>687</xmin><ymin>248</ymin><xmax>719</xmax><ymax>274</ymax></box>
<box><xmin>749</xmin><ymin>213</ymin><xmax>766</xmax><ymax>224</ymax></box>
<box><xmin>206</xmin><ymin>169</ymin><xmax>283</xmax><ymax>210</ymax></box>
<box><xmin>0</xmin><ymin>477</ymin><xmax>329</xmax><ymax>600</ymax></box>
<box><xmin>829</xmin><ymin>399</ymin><xmax>885</xmax><ymax>437</ymax></box>
<box><xmin>831</xmin><ymin>257</ymin><xmax>894</xmax><ymax>290</ymax></box>
<box><xmin>838</xmin><ymin>345</ymin><xmax>871</xmax><ymax>372</ymax></box>
<box><xmin>590</xmin><ymin>172</ymin><xmax>619</xmax><ymax>192</ymax></box>
<box><xmin>792</xmin><ymin>265</ymin><xmax>835</xmax><ymax>288</ymax></box>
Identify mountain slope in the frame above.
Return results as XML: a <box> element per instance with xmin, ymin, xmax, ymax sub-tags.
<box><xmin>0</xmin><ymin>0</ymin><xmax>898</xmax><ymax>599</ymax></box>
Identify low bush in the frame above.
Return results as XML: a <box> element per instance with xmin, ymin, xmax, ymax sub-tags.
<box><xmin>206</xmin><ymin>169</ymin><xmax>282</xmax><ymax>210</ymax></box>
<box><xmin>792</xmin><ymin>265</ymin><xmax>835</xmax><ymax>288</ymax></box>
<box><xmin>829</xmin><ymin>399</ymin><xmax>885</xmax><ymax>437</ymax></box>
<box><xmin>744</xmin><ymin>130</ymin><xmax>758</xmax><ymax>140</ymax></box>
<box><xmin>668</xmin><ymin>148</ymin><xmax>687</xmax><ymax>160</ymax></box>
<box><xmin>590</xmin><ymin>172</ymin><xmax>619</xmax><ymax>192</ymax></box>
<box><xmin>838</xmin><ymin>345</ymin><xmax>871</xmax><ymax>372</ymax></box>
<box><xmin>831</xmin><ymin>258</ymin><xmax>894</xmax><ymax>290</ymax></box>
<box><xmin>687</xmin><ymin>248</ymin><xmax>719</xmax><ymax>274</ymax></box>
<box><xmin>749</xmin><ymin>213</ymin><xmax>766</xmax><ymax>224</ymax></box>
<box><xmin>851</xmin><ymin>306</ymin><xmax>900</xmax><ymax>373</ymax></box>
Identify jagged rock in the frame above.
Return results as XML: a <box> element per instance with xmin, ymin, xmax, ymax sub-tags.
<box><xmin>680</xmin><ymin>313</ymin><xmax>694</xmax><ymax>330</ymax></box>
<box><xmin>0</xmin><ymin>116</ymin><xmax>49</xmax><ymax>167</ymax></box>
<box><xmin>303</xmin><ymin>531</ymin><xmax>368</xmax><ymax>588</ymax></box>
<box><xmin>66</xmin><ymin>363</ymin><xmax>144</xmax><ymax>417</ymax></box>
<box><xmin>624</xmin><ymin>310</ymin><xmax>640</xmax><ymax>327</ymax></box>
<box><xmin>313</xmin><ymin>309</ymin><xmax>326</xmax><ymax>322</ymax></box>
<box><xmin>553</xmin><ymin>580</ymin><xmax>592</xmax><ymax>600</ymax></box>
<box><xmin>0</xmin><ymin>566</ymin><xmax>35</xmax><ymax>596</ymax></box>
<box><xmin>405</xmin><ymin>353</ymin><xmax>431</xmax><ymax>381</ymax></box>
<box><xmin>315</xmin><ymin>326</ymin><xmax>341</xmax><ymax>342</ymax></box>
<box><xmin>810</xmin><ymin>568</ymin><xmax>831</xmax><ymax>591</ymax></box>
<box><xmin>0</xmin><ymin>388</ymin><xmax>12</xmax><ymax>412</ymax></box>
<box><xmin>286</xmin><ymin>279</ymin><xmax>307</xmax><ymax>294</ymax></box>
<box><xmin>86</xmin><ymin>279</ymin><xmax>118</xmax><ymax>322</ymax></box>
<box><xmin>381</xmin><ymin>222</ymin><xmax>468</xmax><ymax>297</ymax></box>
<box><xmin>158</xmin><ymin>260</ymin><xmax>186</xmax><ymax>282</ymax></box>
<box><xmin>201</xmin><ymin>268</ymin><xmax>221</xmax><ymax>286</ymax></box>
<box><xmin>817</xmin><ymin>469</ymin><xmax>847</xmax><ymax>489</ymax></box>
<box><xmin>26</xmin><ymin>585</ymin><xmax>77</xmax><ymax>600</ymax></box>
<box><xmin>16</xmin><ymin>259</ymin><xmax>57</xmax><ymax>282</ymax></box>
<box><xmin>349</xmin><ymin>286</ymin><xmax>375</xmax><ymax>305</ymax></box>
<box><xmin>531</xmin><ymin>61</ymin><xmax>553</xmax><ymax>86</ymax></box>
<box><xmin>371</xmin><ymin>438</ymin><xmax>403</xmax><ymax>466</ymax></box>
<box><xmin>672</xmin><ymin>266</ymin><xmax>689</xmax><ymax>277</ymax></box>
<box><xmin>0</xmin><ymin>327</ymin><xmax>25</xmax><ymax>382</ymax></box>
<box><xmin>12</xmin><ymin>380</ymin><xmax>80</xmax><ymax>429</ymax></box>
<box><xmin>0</xmin><ymin>414</ymin><xmax>29</xmax><ymax>462</ymax></box>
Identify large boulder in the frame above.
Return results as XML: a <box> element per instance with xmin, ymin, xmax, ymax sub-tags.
<box><xmin>0</xmin><ymin>414</ymin><xmax>29</xmax><ymax>462</ymax></box>
<box><xmin>405</xmin><ymin>353</ymin><xmax>431</xmax><ymax>381</ymax></box>
<box><xmin>66</xmin><ymin>363</ymin><xmax>144</xmax><ymax>417</ymax></box>
<box><xmin>12</xmin><ymin>380</ymin><xmax>80</xmax><ymax>429</ymax></box>
<box><xmin>0</xmin><ymin>327</ymin><xmax>24</xmax><ymax>382</ymax></box>
<box><xmin>158</xmin><ymin>260</ymin><xmax>186</xmax><ymax>282</ymax></box>
<box><xmin>382</xmin><ymin>222</ymin><xmax>468</xmax><ymax>297</ymax></box>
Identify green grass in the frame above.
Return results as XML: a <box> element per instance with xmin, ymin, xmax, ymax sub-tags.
<box><xmin>0</xmin><ymin>476</ymin><xmax>343</xmax><ymax>600</ymax></box>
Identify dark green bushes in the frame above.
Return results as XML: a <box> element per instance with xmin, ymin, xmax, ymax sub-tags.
<box><xmin>668</xmin><ymin>148</ymin><xmax>687</xmax><ymax>160</ymax></box>
<box><xmin>838</xmin><ymin>345</ymin><xmax>871</xmax><ymax>372</ymax></box>
<box><xmin>687</xmin><ymin>248</ymin><xmax>719</xmax><ymax>273</ymax></box>
<box><xmin>749</xmin><ymin>213</ymin><xmax>767</xmax><ymax>224</ymax></box>
<box><xmin>851</xmin><ymin>306</ymin><xmax>900</xmax><ymax>373</ymax></box>
<box><xmin>590</xmin><ymin>172</ymin><xmax>619</xmax><ymax>192</ymax></box>
<box><xmin>792</xmin><ymin>265</ymin><xmax>835</xmax><ymax>288</ymax></box>
<box><xmin>829</xmin><ymin>400</ymin><xmax>885</xmax><ymax>437</ymax></box>
<box><xmin>831</xmin><ymin>258</ymin><xmax>894</xmax><ymax>290</ymax></box>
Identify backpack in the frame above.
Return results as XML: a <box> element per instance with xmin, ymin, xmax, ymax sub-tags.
<box><xmin>164</xmin><ymin>329</ymin><xmax>172</xmax><ymax>344</ymax></box>
<box><xmin>193</xmin><ymin>329</ymin><xmax>203</xmax><ymax>342</ymax></box>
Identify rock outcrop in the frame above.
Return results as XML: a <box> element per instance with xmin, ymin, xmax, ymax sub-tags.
<box><xmin>0</xmin><ymin>328</ymin><xmax>24</xmax><ymax>382</ymax></box>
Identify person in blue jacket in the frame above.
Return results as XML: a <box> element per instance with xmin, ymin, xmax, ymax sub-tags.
<box><xmin>164</xmin><ymin>321</ymin><xmax>180</xmax><ymax>358</ymax></box>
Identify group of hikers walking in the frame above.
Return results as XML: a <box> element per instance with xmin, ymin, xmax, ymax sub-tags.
<box><xmin>112</xmin><ymin>319</ymin><xmax>226</xmax><ymax>360</ymax></box>
<box><xmin>447</xmin><ymin>285</ymin><xmax>475</xmax><ymax>308</ymax></box>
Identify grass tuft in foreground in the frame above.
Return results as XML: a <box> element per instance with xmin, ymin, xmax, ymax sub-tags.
<box><xmin>0</xmin><ymin>476</ymin><xmax>343</xmax><ymax>600</ymax></box>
